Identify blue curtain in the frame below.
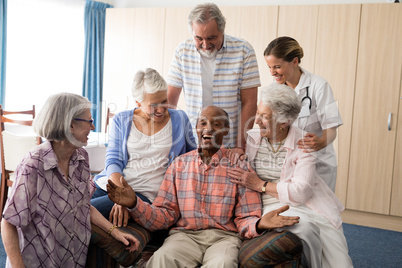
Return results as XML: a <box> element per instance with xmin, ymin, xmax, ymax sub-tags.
<box><xmin>0</xmin><ymin>0</ymin><xmax>6</xmax><ymax>107</ymax></box>
<box><xmin>82</xmin><ymin>0</ymin><xmax>112</xmax><ymax>132</ymax></box>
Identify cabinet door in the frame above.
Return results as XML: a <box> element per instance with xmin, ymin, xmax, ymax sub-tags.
<box><xmin>103</xmin><ymin>8</ymin><xmax>166</xmax><ymax>111</ymax></box>
<box><xmin>163</xmin><ymin>7</ymin><xmax>193</xmax><ymax>78</ymax></box>
<box><xmin>390</xmin><ymin>79</ymin><xmax>402</xmax><ymax>216</ymax></box>
<box><xmin>239</xmin><ymin>6</ymin><xmax>278</xmax><ymax>88</ymax></box>
<box><xmin>314</xmin><ymin>4</ymin><xmax>361</xmax><ymax>204</ymax></box>
<box><xmin>163</xmin><ymin>7</ymin><xmax>192</xmax><ymax>111</ymax></box>
<box><xmin>347</xmin><ymin>4</ymin><xmax>402</xmax><ymax>214</ymax></box>
<box><xmin>277</xmin><ymin>5</ymin><xmax>318</xmax><ymax>72</ymax></box>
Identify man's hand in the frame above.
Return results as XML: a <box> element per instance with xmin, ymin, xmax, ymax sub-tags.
<box><xmin>109</xmin><ymin>204</ymin><xmax>131</xmax><ymax>227</ymax></box>
<box><xmin>107</xmin><ymin>177</ymin><xmax>137</xmax><ymax>209</ymax></box>
<box><xmin>257</xmin><ymin>205</ymin><xmax>299</xmax><ymax>231</ymax></box>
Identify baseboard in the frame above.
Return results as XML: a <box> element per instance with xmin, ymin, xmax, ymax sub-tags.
<box><xmin>342</xmin><ymin>209</ymin><xmax>402</xmax><ymax>232</ymax></box>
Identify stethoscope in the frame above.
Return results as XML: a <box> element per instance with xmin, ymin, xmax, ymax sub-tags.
<box><xmin>301</xmin><ymin>86</ymin><xmax>312</xmax><ymax>110</ymax></box>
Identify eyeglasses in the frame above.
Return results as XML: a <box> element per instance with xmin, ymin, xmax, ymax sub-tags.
<box><xmin>73</xmin><ymin>118</ymin><xmax>94</xmax><ymax>124</ymax></box>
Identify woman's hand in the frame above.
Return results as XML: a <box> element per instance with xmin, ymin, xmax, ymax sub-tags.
<box><xmin>257</xmin><ymin>205</ymin><xmax>299</xmax><ymax>231</ymax></box>
<box><xmin>297</xmin><ymin>128</ymin><xmax>337</xmax><ymax>152</ymax></box>
<box><xmin>110</xmin><ymin>228</ymin><xmax>140</xmax><ymax>253</ymax></box>
<box><xmin>228</xmin><ymin>162</ymin><xmax>263</xmax><ymax>192</ymax></box>
<box><xmin>227</xmin><ymin>148</ymin><xmax>246</xmax><ymax>165</ymax></box>
<box><xmin>109</xmin><ymin>204</ymin><xmax>131</xmax><ymax>227</ymax></box>
<box><xmin>107</xmin><ymin>177</ymin><xmax>137</xmax><ymax>209</ymax></box>
<box><xmin>297</xmin><ymin>133</ymin><xmax>324</xmax><ymax>152</ymax></box>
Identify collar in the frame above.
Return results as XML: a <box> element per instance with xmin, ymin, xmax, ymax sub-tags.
<box><xmin>283</xmin><ymin>126</ymin><xmax>302</xmax><ymax>151</ymax></box>
<box><xmin>246</xmin><ymin>129</ymin><xmax>263</xmax><ymax>146</ymax></box>
<box><xmin>42</xmin><ymin>140</ymin><xmax>86</xmax><ymax>171</ymax></box>
<box><xmin>197</xmin><ymin>145</ymin><xmax>227</xmax><ymax>166</ymax></box>
<box><xmin>220</xmin><ymin>34</ymin><xmax>227</xmax><ymax>51</ymax></box>
<box><xmin>247</xmin><ymin>127</ymin><xmax>300</xmax><ymax>151</ymax></box>
<box><xmin>294</xmin><ymin>67</ymin><xmax>311</xmax><ymax>94</ymax></box>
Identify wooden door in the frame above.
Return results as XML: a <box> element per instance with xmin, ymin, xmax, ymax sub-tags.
<box><xmin>240</xmin><ymin>6</ymin><xmax>278</xmax><ymax>89</ymax></box>
<box><xmin>390</xmin><ymin>76</ymin><xmax>402</xmax><ymax>216</ymax></box>
<box><xmin>347</xmin><ymin>3</ymin><xmax>402</xmax><ymax>214</ymax></box>
<box><xmin>103</xmin><ymin>8</ymin><xmax>166</xmax><ymax>113</ymax></box>
<box><xmin>163</xmin><ymin>7</ymin><xmax>192</xmax><ymax>111</ymax></box>
<box><xmin>277</xmin><ymin>5</ymin><xmax>318</xmax><ymax>72</ymax></box>
<box><xmin>314</xmin><ymin>4</ymin><xmax>361</xmax><ymax>204</ymax></box>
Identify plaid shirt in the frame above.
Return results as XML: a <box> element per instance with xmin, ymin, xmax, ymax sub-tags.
<box><xmin>130</xmin><ymin>147</ymin><xmax>262</xmax><ymax>239</ymax></box>
<box><xmin>3</xmin><ymin>141</ymin><xmax>95</xmax><ymax>268</ymax></box>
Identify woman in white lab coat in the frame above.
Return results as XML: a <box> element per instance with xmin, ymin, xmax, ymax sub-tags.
<box><xmin>263</xmin><ymin>36</ymin><xmax>342</xmax><ymax>191</ymax></box>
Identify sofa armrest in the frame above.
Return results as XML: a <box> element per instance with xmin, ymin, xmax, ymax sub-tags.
<box><xmin>239</xmin><ymin>230</ymin><xmax>303</xmax><ymax>268</ymax></box>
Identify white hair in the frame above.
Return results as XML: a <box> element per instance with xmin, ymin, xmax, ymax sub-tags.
<box><xmin>188</xmin><ymin>2</ymin><xmax>226</xmax><ymax>34</ymax></box>
<box><xmin>261</xmin><ymin>83</ymin><xmax>302</xmax><ymax>125</ymax></box>
<box><xmin>33</xmin><ymin>93</ymin><xmax>91</xmax><ymax>141</ymax></box>
<box><xmin>131</xmin><ymin>68</ymin><xmax>167</xmax><ymax>103</ymax></box>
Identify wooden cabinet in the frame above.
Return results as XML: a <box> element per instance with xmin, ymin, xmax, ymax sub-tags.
<box><xmin>346</xmin><ymin>3</ymin><xmax>402</xmax><ymax>215</ymax></box>
<box><xmin>390</xmin><ymin>82</ymin><xmax>402</xmax><ymax>216</ymax></box>
<box><xmin>102</xmin><ymin>3</ymin><xmax>402</xmax><ymax>230</ymax></box>
<box><xmin>103</xmin><ymin>8</ymin><xmax>166</xmax><ymax>114</ymax></box>
<box><xmin>238</xmin><ymin>6</ymin><xmax>278</xmax><ymax>88</ymax></box>
<box><xmin>314</xmin><ymin>4</ymin><xmax>361</xmax><ymax>205</ymax></box>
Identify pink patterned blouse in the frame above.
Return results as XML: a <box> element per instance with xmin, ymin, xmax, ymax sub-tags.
<box><xmin>2</xmin><ymin>141</ymin><xmax>95</xmax><ymax>268</ymax></box>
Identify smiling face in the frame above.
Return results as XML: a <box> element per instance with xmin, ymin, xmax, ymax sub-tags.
<box><xmin>255</xmin><ymin>101</ymin><xmax>283</xmax><ymax>140</ymax></box>
<box><xmin>137</xmin><ymin>91</ymin><xmax>168</xmax><ymax>123</ymax></box>
<box><xmin>264</xmin><ymin>55</ymin><xmax>299</xmax><ymax>87</ymax></box>
<box><xmin>196</xmin><ymin>106</ymin><xmax>229</xmax><ymax>153</ymax></box>
<box><xmin>70</xmin><ymin>108</ymin><xmax>95</xmax><ymax>147</ymax></box>
<box><xmin>192</xmin><ymin>19</ymin><xmax>224</xmax><ymax>57</ymax></box>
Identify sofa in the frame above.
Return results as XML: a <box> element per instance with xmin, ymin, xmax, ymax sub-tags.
<box><xmin>86</xmin><ymin>222</ymin><xmax>302</xmax><ymax>268</ymax></box>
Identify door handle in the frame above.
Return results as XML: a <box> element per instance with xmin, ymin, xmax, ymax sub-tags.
<box><xmin>388</xmin><ymin>113</ymin><xmax>392</xmax><ymax>131</ymax></box>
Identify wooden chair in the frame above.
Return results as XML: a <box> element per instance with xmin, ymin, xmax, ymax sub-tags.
<box><xmin>0</xmin><ymin>105</ymin><xmax>41</xmax><ymax>215</ymax></box>
<box><xmin>104</xmin><ymin>107</ymin><xmax>115</xmax><ymax>133</ymax></box>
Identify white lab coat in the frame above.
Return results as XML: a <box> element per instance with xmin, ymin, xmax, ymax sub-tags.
<box><xmin>293</xmin><ymin>67</ymin><xmax>343</xmax><ymax>191</ymax></box>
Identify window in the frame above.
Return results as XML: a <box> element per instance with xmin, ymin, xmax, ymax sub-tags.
<box><xmin>6</xmin><ymin>0</ymin><xmax>85</xmax><ymax>112</ymax></box>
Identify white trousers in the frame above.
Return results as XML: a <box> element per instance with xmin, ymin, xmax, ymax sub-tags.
<box><xmin>316</xmin><ymin>158</ymin><xmax>337</xmax><ymax>192</ymax></box>
<box><xmin>263</xmin><ymin>203</ymin><xmax>353</xmax><ymax>268</ymax></box>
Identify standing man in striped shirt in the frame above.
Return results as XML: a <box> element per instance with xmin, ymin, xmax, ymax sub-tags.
<box><xmin>167</xmin><ymin>2</ymin><xmax>260</xmax><ymax>150</ymax></box>
<box><xmin>107</xmin><ymin>106</ymin><xmax>300</xmax><ymax>267</ymax></box>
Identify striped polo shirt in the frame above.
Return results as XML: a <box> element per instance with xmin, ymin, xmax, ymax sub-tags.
<box><xmin>167</xmin><ymin>35</ymin><xmax>261</xmax><ymax>148</ymax></box>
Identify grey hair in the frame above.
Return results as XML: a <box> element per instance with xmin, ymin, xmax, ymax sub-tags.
<box><xmin>131</xmin><ymin>68</ymin><xmax>167</xmax><ymax>103</ymax></box>
<box><xmin>261</xmin><ymin>83</ymin><xmax>301</xmax><ymax>125</ymax></box>
<box><xmin>33</xmin><ymin>93</ymin><xmax>92</xmax><ymax>141</ymax></box>
<box><xmin>188</xmin><ymin>3</ymin><xmax>226</xmax><ymax>34</ymax></box>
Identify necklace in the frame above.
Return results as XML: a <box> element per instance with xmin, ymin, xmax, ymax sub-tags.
<box><xmin>267</xmin><ymin>138</ymin><xmax>284</xmax><ymax>154</ymax></box>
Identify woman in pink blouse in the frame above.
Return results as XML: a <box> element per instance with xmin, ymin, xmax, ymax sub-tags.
<box><xmin>1</xmin><ymin>93</ymin><xmax>138</xmax><ymax>268</ymax></box>
<box><xmin>228</xmin><ymin>83</ymin><xmax>352</xmax><ymax>268</ymax></box>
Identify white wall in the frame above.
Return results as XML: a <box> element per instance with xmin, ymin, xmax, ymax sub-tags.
<box><xmin>99</xmin><ymin>0</ymin><xmax>393</xmax><ymax>8</ymax></box>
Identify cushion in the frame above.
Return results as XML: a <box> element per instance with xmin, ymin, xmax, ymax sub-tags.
<box><xmin>239</xmin><ymin>231</ymin><xmax>303</xmax><ymax>268</ymax></box>
<box><xmin>87</xmin><ymin>221</ymin><xmax>152</xmax><ymax>267</ymax></box>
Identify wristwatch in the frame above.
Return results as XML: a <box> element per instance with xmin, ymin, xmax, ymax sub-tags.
<box><xmin>261</xmin><ymin>181</ymin><xmax>268</xmax><ymax>193</ymax></box>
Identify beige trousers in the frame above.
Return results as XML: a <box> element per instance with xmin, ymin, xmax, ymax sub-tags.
<box><xmin>146</xmin><ymin>229</ymin><xmax>242</xmax><ymax>268</ymax></box>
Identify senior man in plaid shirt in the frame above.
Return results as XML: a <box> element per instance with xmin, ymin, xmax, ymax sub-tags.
<box><xmin>107</xmin><ymin>105</ymin><xmax>300</xmax><ymax>268</ymax></box>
